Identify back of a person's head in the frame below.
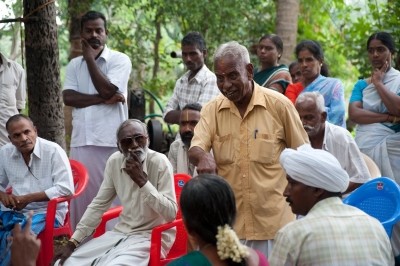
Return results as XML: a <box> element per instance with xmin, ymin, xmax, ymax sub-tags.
<box><xmin>180</xmin><ymin>174</ymin><xmax>236</xmax><ymax>243</ymax></box>
<box><xmin>181</xmin><ymin>174</ymin><xmax>248</xmax><ymax>265</ymax></box>
<box><xmin>181</xmin><ymin>32</ymin><xmax>206</xmax><ymax>51</ymax></box>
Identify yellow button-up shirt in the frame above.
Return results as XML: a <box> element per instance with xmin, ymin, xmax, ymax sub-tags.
<box><xmin>190</xmin><ymin>83</ymin><xmax>309</xmax><ymax>240</ymax></box>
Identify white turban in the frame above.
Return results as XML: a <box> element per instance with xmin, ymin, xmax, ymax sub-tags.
<box><xmin>280</xmin><ymin>144</ymin><xmax>349</xmax><ymax>193</ymax></box>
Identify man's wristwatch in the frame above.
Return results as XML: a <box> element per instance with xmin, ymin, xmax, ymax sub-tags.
<box><xmin>68</xmin><ymin>238</ymin><xmax>80</xmax><ymax>249</ymax></box>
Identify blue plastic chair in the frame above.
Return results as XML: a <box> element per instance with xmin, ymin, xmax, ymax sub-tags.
<box><xmin>343</xmin><ymin>177</ymin><xmax>400</xmax><ymax>237</ymax></box>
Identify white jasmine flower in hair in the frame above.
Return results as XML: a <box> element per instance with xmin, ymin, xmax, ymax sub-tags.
<box><xmin>216</xmin><ymin>224</ymin><xmax>249</xmax><ymax>262</ymax></box>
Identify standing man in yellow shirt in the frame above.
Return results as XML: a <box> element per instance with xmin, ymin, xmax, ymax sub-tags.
<box><xmin>189</xmin><ymin>41</ymin><xmax>309</xmax><ymax>258</ymax></box>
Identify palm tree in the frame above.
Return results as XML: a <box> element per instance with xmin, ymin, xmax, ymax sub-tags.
<box><xmin>275</xmin><ymin>0</ymin><xmax>300</xmax><ymax>65</ymax></box>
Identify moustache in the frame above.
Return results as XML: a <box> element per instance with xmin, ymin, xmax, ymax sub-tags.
<box><xmin>88</xmin><ymin>38</ymin><xmax>101</xmax><ymax>48</ymax></box>
<box><xmin>127</xmin><ymin>148</ymin><xmax>144</xmax><ymax>159</ymax></box>
<box><xmin>303</xmin><ymin>125</ymin><xmax>315</xmax><ymax>131</ymax></box>
<box><xmin>181</xmin><ymin>132</ymin><xmax>193</xmax><ymax>139</ymax></box>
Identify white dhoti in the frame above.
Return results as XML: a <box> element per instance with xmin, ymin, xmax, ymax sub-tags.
<box><xmin>69</xmin><ymin>146</ymin><xmax>120</xmax><ymax>231</ymax></box>
<box><xmin>56</xmin><ymin>231</ymin><xmax>151</xmax><ymax>266</ymax></box>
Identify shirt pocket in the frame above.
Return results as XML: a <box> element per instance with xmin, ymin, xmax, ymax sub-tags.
<box><xmin>250</xmin><ymin>133</ymin><xmax>276</xmax><ymax>165</ymax></box>
<box><xmin>213</xmin><ymin>134</ymin><xmax>235</xmax><ymax>165</ymax></box>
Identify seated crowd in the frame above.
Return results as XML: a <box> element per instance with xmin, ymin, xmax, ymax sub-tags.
<box><xmin>1</xmin><ymin>9</ymin><xmax>400</xmax><ymax>266</ymax></box>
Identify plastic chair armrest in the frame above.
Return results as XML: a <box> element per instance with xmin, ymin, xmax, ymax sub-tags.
<box><xmin>93</xmin><ymin>206</ymin><xmax>123</xmax><ymax>238</ymax></box>
<box><xmin>149</xmin><ymin>219</ymin><xmax>183</xmax><ymax>266</ymax></box>
<box><xmin>39</xmin><ymin>195</ymin><xmax>73</xmax><ymax>262</ymax></box>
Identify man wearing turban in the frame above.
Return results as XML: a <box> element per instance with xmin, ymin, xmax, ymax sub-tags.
<box><xmin>269</xmin><ymin>144</ymin><xmax>393</xmax><ymax>265</ymax></box>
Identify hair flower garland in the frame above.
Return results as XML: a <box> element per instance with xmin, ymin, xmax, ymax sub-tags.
<box><xmin>216</xmin><ymin>224</ymin><xmax>249</xmax><ymax>262</ymax></box>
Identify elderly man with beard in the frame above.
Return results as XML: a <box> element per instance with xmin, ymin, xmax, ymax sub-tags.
<box><xmin>54</xmin><ymin>119</ymin><xmax>177</xmax><ymax>266</ymax></box>
<box><xmin>269</xmin><ymin>144</ymin><xmax>393</xmax><ymax>265</ymax></box>
<box><xmin>63</xmin><ymin>10</ymin><xmax>132</xmax><ymax>230</ymax></box>
<box><xmin>168</xmin><ymin>103</ymin><xmax>201</xmax><ymax>176</ymax></box>
<box><xmin>295</xmin><ymin>91</ymin><xmax>371</xmax><ymax>194</ymax></box>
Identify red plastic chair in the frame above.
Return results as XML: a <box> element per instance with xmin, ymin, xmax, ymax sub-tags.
<box><xmin>92</xmin><ymin>205</ymin><xmax>123</xmax><ymax>238</ymax></box>
<box><xmin>148</xmin><ymin>173</ymin><xmax>191</xmax><ymax>266</ymax></box>
<box><xmin>93</xmin><ymin>173</ymin><xmax>191</xmax><ymax>265</ymax></box>
<box><xmin>173</xmin><ymin>173</ymin><xmax>191</xmax><ymax>220</ymax></box>
<box><xmin>148</xmin><ymin>218</ymin><xmax>187</xmax><ymax>266</ymax></box>
<box><xmin>36</xmin><ymin>159</ymin><xmax>89</xmax><ymax>266</ymax></box>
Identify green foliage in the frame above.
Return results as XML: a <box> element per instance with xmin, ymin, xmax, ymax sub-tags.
<box><xmin>74</xmin><ymin>0</ymin><xmax>276</xmax><ymax>102</ymax></box>
<box><xmin>2</xmin><ymin>0</ymin><xmax>400</xmax><ymax>107</ymax></box>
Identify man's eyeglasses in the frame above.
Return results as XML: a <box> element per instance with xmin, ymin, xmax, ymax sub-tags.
<box><xmin>119</xmin><ymin>135</ymin><xmax>147</xmax><ymax>146</ymax></box>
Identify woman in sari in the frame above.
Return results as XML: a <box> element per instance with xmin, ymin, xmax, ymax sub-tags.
<box><xmin>348</xmin><ymin>31</ymin><xmax>400</xmax><ymax>264</ymax></box>
<box><xmin>349</xmin><ymin>31</ymin><xmax>400</xmax><ymax>185</ymax></box>
<box><xmin>253</xmin><ymin>34</ymin><xmax>291</xmax><ymax>93</ymax></box>
<box><xmin>285</xmin><ymin>40</ymin><xmax>346</xmax><ymax>127</ymax></box>
<box><xmin>169</xmin><ymin>174</ymin><xmax>268</xmax><ymax>266</ymax></box>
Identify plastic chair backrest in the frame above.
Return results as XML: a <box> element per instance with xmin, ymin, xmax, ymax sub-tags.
<box><xmin>36</xmin><ymin>159</ymin><xmax>89</xmax><ymax>266</ymax></box>
<box><xmin>174</xmin><ymin>173</ymin><xmax>191</xmax><ymax>219</ymax></box>
<box><xmin>149</xmin><ymin>218</ymin><xmax>187</xmax><ymax>266</ymax></box>
<box><xmin>70</xmin><ymin>159</ymin><xmax>90</xmax><ymax>198</ymax></box>
<box><xmin>343</xmin><ymin>177</ymin><xmax>400</xmax><ymax>237</ymax></box>
<box><xmin>361</xmin><ymin>153</ymin><xmax>381</xmax><ymax>178</ymax></box>
<box><xmin>148</xmin><ymin>173</ymin><xmax>191</xmax><ymax>266</ymax></box>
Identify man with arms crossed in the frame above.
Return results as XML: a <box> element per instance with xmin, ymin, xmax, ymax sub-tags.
<box><xmin>63</xmin><ymin>10</ymin><xmax>132</xmax><ymax>229</ymax></box>
<box><xmin>0</xmin><ymin>51</ymin><xmax>26</xmax><ymax>147</ymax></box>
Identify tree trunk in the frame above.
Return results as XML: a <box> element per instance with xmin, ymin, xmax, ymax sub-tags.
<box><xmin>64</xmin><ymin>0</ymin><xmax>93</xmax><ymax>152</ymax></box>
<box><xmin>275</xmin><ymin>0</ymin><xmax>300</xmax><ymax>65</ymax></box>
<box><xmin>23</xmin><ymin>0</ymin><xmax>65</xmax><ymax>148</ymax></box>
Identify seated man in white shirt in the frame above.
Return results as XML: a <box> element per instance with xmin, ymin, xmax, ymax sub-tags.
<box><xmin>54</xmin><ymin>119</ymin><xmax>177</xmax><ymax>266</ymax></box>
<box><xmin>0</xmin><ymin>114</ymin><xmax>74</xmax><ymax>265</ymax></box>
<box><xmin>269</xmin><ymin>144</ymin><xmax>393</xmax><ymax>265</ymax></box>
<box><xmin>295</xmin><ymin>91</ymin><xmax>371</xmax><ymax>194</ymax></box>
<box><xmin>168</xmin><ymin>103</ymin><xmax>201</xmax><ymax>176</ymax></box>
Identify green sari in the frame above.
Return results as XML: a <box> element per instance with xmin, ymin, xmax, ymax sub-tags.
<box><xmin>253</xmin><ymin>64</ymin><xmax>290</xmax><ymax>92</ymax></box>
<box><xmin>167</xmin><ymin>251</ymin><xmax>212</xmax><ymax>266</ymax></box>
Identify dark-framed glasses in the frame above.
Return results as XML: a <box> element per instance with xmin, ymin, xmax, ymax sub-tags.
<box><xmin>119</xmin><ymin>135</ymin><xmax>147</xmax><ymax>146</ymax></box>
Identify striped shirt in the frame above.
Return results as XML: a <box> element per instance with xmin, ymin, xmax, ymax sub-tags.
<box><xmin>269</xmin><ymin>197</ymin><xmax>394</xmax><ymax>266</ymax></box>
<box><xmin>163</xmin><ymin>65</ymin><xmax>219</xmax><ymax>117</ymax></box>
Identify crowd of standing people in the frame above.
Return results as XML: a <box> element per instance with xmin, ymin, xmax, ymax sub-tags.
<box><xmin>0</xmin><ymin>9</ymin><xmax>399</xmax><ymax>266</ymax></box>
